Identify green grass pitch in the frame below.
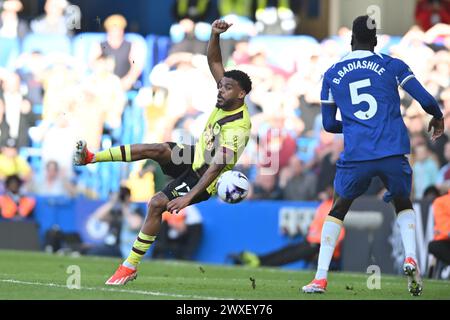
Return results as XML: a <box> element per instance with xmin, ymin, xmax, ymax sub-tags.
<box><xmin>0</xmin><ymin>250</ymin><xmax>449</xmax><ymax>300</ymax></box>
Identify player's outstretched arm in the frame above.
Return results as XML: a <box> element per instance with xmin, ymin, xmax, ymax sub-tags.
<box><xmin>402</xmin><ymin>78</ymin><xmax>444</xmax><ymax>140</ymax></box>
<box><xmin>322</xmin><ymin>104</ymin><xmax>343</xmax><ymax>133</ymax></box>
<box><xmin>207</xmin><ymin>19</ymin><xmax>232</xmax><ymax>83</ymax></box>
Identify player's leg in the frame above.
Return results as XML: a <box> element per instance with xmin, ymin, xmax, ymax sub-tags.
<box><xmin>73</xmin><ymin>139</ymin><xmax>173</xmax><ymax>166</ymax></box>
<box><xmin>392</xmin><ymin>196</ymin><xmax>423</xmax><ymax>296</ymax></box>
<box><xmin>303</xmin><ymin>194</ymin><xmax>354</xmax><ymax>293</ymax></box>
<box><xmin>105</xmin><ymin>191</ymin><xmax>169</xmax><ymax>285</ymax></box>
<box><xmin>379</xmin><ymin>155</ymin><xmax>422</xmax><ymax>296</ymax></box>
<box><xmin>122</xmin><ymin>168</ymin><xmax>209</xmax><ymax>267</ymax></box>
<box><xmin>105</xmin><ymin>167</ymin><xmax>208</xmax><ymax>285</ymax></box>
<box><xmin>303</xmin><ymin>159</ymin><xmax>372</xmax><ymax>293</ymax></box>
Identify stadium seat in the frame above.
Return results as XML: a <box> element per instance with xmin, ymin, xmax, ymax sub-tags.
<box><xmin>143</xmin><ymin>35</ymin><xmax>157</xmax><ymax>87</ymax></box>
<box><xmin>143</xmin><ymin>35</ymin><xmax>172</xmax><ymax>87</ymax></box>
<box><xmin>296</xmin><ymin>137</ymin><xmax>318</xmax><ymax>163</ymax></box>
<box><xmin>72</xmin><ymin>32</ymin><xmax>105</xmax><ymax>63</ymax></box>
<box><xmin>22</xmin><ymin>33</ymin><xmax>72</xmax><ymax>55</ymax></box>
<box><xmin>155</xmin><ymin>36</ymin><xmax>171</xmax><ymax>64</ymax></box>
<box><xmin>0</xmin><ymin>37</ymin><xmax>20</xmax><ymax>70</ymax></box>
<box><xmin>121</xmin><ymin>99</ymin><xmax>146</xmax><ymax>146</ymax></box>
<box><xmin>249</xmin><ymin>35</ymin><xmax>319</xmax><ymax>71</ymax></box>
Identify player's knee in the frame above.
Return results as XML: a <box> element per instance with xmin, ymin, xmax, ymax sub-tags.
<box><xmin>148</xmin><ymin>192</ymin><xmax>168</xmax><ymax>214</ymax></box>
<box><xmin>330</xmin><ymin>199</ymin><xmax>352</xmax><ymax>221</ymax></box>
<box><xmin>145</xmin><ymin>143</ymin><xmax>170</xmax><ymax>159</ymax></box>
<box><xmin>392</xmin><ymin>197</ymin><xmax>413</xmax><ymax>214</ymax></box>
<box><xmin>328</xmin><ymin>210</ymin><xmax>346</xmax><ymax>221</ymax></box>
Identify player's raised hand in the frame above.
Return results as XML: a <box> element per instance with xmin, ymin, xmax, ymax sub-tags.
<box><xmin>428</xmin><ymin>117</ymin><xmax>444</xmax><ymax>141</ymax></box>
<box><xmin>211</xmin><ymin>19</ymin><xmax>233</xmax><ymax>35</ymax></box>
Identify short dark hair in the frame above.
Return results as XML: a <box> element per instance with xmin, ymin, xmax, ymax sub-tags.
<box><xmin>352</xmin><ymin>15</ymin><xmax>377</xmax><ymax>44</ymax></box>
<box><xmin>223</xmin><ymin>70</ymin><xmax>252</xmax><ymax>94</ymax></box>
<box><xmin>5</xmin><ymin>174</ymin><xmax>22</xmax><ymax>187</ymax></box>
<box><xmin>119</xmin><ymin>186</ymin><xmax>131</xmax><ymax>202</ymax></box>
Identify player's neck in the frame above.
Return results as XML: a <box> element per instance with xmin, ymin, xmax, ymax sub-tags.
<box><xmin>221</xmin><ymin>101</ymin><xmax>244</xmax><ymax>112</ymax></box>
<box><xmin>352</xmin><ymin>45</ymin><xmax>374</xmax><ymax>52</ymax></box>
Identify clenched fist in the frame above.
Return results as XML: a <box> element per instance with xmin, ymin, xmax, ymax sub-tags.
<box><xmin>211</xmin><ymin>19</ymin><xmax>233</xmax><ymax>35</ymax></box>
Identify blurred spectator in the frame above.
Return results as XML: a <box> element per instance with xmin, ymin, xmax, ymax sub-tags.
<box><xmin>415</xmin><ymin>0</ymin><xmax>450</xmax><ymax>31</ymax></box>
<box><xmin>30</xmin><ymin>113</ymin><xmax>77</xmax><ymax>177</ymax></box>
<box><xmin>258</xmin><ymin>128</ymin><xmax>298</xmax><ymax>171</ymax></box>
<box><xmin>85</xmin><ymin>186</ymin><xmax>143</xmax><ymax>257</ymax></box>
<box><xmin>40</xmin><ymin>54</ymin><xmax>80</xmax><ymax>123</ymax></box>
<box><xmin>279</xmin><ymin>155</ymin><xmax>317</xmax><ymax>201</ymax></box>
<box><xmin>229</xmin><ymin>186</ymin><xmax>345</xmax><ymax>267</ymax></box>
<box><xmin>314</xmin><ymin>134</ymin><xmax>343</xmax><ymax>196</ymax></box>
<box><xmin>0</xmin><ymin>174</ymin><xmax>35</xmax><ymax>220</ymax></box>
<box><xmin>30</xmin><ymin>0</ymin><xmax>72</xmax><ymax>36</ymax></box>
<box><xmin>423</xmin><ymin>185</ymin><xmax>441</xmax><ymax>202</ymax></box>
<box><xmin>1</xmin><ymin>72</ymin><xmax>37</xmax><ymax>148</ymax></box>
<box><xmin>169</xmin><ymin>18</ymin><xmax>208</xmax><ymax>55</ymax></box>
<box><xmin>77</xmin><ymin>53</ymin><xmax>126</xmax><ymax>149</ymax></box>
<box><xmin>149</xmin><ymin>52</ymin><xmax>216</xmax><ymax>121</ymax></box>
<box><xmin>436</xmin><ymin>141</ymin><xmax>450</xmax><ymax>191</ymax></box>
<box><xmin>172</xmin><ymin>0</ymin><xmax>212</xmax><ymax>22</ymax></box>
<box><xmin>14</xmin><ymin>51</ymin><xmax>47</xmax><ymax>106</ymax></box>
<box><xmin>0</xmin><ymin>138</ymin><xmax>32</xmax><ymax>183</ymax></box>
<box><xmin>249</xmin><ymin>170</ymin><xmax>282</xmax><ymax>200</ymax></box>
<box><xmin>0</xmin><ymin>0</ymin><xmax>29</xmax><ymax>39</ymax></box>
<box><xmin>152</xmin><ymin>206</ymin><xmax>203</xmax><ymax>260</ymax></box>
<box><xmin>428</xmin><ymin>188</ymin><xmax>450</xmax><ymax>266</ymax></box>
<box><xmin>90</xmin><ymin>14</ymin><xmax>145</xmax><ymax>91</ymax></box>
<box><xmin>0</xmin><ymin>98</ymin><xmax>9</xmax><ymax>147</ymax></box>
<box><xmin>412</xmin><ymin>144</ymin><xmax>440</xmax><ymax>199</ymax></box>
<box><xmin>32</xmin><ymin>160</ymin><xmax>75</xmax><ymax>197</ymax></box>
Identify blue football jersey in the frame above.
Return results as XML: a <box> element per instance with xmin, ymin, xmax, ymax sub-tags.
<box><xmin>321</xmin><ymin>50</ymin><xmax>414</xmax><ymax>161</ymax></box>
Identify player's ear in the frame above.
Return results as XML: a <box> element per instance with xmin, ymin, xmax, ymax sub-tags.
<box><xmin>238</xmin><ymin>90</ymin><xmax>246</xmax><ymax>99</ymax></box>
<box><xmin>350</xmin><ymin>34</ymin><xmax>354</xmax><ymax>46</ymax></box>
<box><xmin>373</xmin><ymin>36</ymin><xmax>378</xmax><ymax>48</ymax></box>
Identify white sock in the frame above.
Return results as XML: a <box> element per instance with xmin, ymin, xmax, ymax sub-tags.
<box><xmin>315</xmin><ymin>218</ymin><xmax>342</xmax><ymax>280</ymax></box>
<box><xmin>122</xmin><ymin>260</ymin><xmax>136</xmax><ymax>270</ymax></box>
<box><xmin>397</xmin><ymin>209</ymin><xmax>417</xmax><ymax>261</ymax></box>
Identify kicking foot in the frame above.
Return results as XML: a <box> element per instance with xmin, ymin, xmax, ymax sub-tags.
<box><xmin>73</xmin><ymin>140</ymin><xmax>94</xmax><ymax>165</ymax></box>
<box><xmin>403</xmin><ymin>257</ymin><xmax>423</xmax><ymax>296</ymax></box>
<box><xmin>105</xmin><ymin>265</ymin><xmax>137</xmax><ymax>286</ymax></box>
<box><xmin>302</xmin><ymin>278</ymin><xmax>327</xmax><ymax>294</ymax></box>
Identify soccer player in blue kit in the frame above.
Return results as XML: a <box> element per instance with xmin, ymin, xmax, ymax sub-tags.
<box><xmin>302</xmin><ymin>16</ymin><xmax>445</xmax><ymax>296</ymax></box>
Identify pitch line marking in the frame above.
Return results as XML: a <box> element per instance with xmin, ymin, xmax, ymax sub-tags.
<box><xmin>0</xmin><ymin>279</ymin><xmax>237</xmax><ymax>300</ymax></box>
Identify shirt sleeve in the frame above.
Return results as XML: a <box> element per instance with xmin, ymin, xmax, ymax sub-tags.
<box><xmin>320</xmin><ymin>74</ymin><xmax>335</xmax><ymax>105</ymax></box>
<box><xmin>391</xmin><ymin>58</ymin><xmax>415</xmax><ymax>87</ymax></box>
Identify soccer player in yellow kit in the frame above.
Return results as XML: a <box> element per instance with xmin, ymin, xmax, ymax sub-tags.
<box><xmin>73</xmin><ymin>20</ymin><xmax>252</xmax><ymax>285</ymax></box>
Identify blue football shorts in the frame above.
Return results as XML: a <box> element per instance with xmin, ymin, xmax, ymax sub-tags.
<box><xmin>334</xmin><ymin>155</ymin><xmax>412</xmax><ymax>202</ymax></box>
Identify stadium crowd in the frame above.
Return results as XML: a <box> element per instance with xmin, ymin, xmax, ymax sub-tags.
<box><xmin>0</xmin><ymin>0</ymin><xmax>449</xmax><ymax>219</ymax></box>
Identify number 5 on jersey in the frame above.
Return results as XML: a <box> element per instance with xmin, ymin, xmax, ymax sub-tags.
<box><xmin>349</xmin><ymin>79</ymin><xmax>378</xmax><ymax>120</ymax></box>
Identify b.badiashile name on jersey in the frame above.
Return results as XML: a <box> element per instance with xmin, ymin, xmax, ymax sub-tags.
<box><xmin>333</xmin><ymin>60</ymin><xmax>385</xmax><ymax>84</ymax></box>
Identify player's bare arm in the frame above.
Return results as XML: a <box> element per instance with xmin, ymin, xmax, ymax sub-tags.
<box><xmin>207</xmin><ymin>19</ymin><xmax>232</xmax><ymax>83</ymax></box>
<box><xmin>166</xmin><ymin>148</ymin><xmax>233</xmax><ymax>213</ymax></box>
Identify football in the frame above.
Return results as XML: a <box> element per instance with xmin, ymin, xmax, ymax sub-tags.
<box><xmin>216</xmin><ymin>170</ymin><xmax>250</xmax><ymax>204</ymax></box>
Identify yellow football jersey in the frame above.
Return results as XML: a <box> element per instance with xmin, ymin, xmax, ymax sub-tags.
<box><xmin>192</xmin><ymin>104</ymin><xmax>251</xmax><ymax>194</ymax></box>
